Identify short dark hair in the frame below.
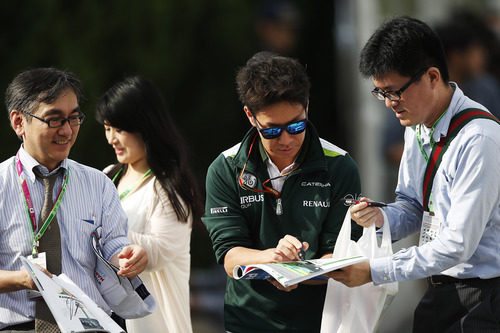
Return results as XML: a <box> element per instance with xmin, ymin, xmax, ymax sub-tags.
<box><xmin>236</xmin><ymin>51</ymin><xmax>310</xmax><ymax>113</ymax></box>
<box><xmin>96</xmin><ymin>76</ymin><xmax>202</xmax><ymax>223</ymax></box>
<box><xmin>5</xmin><ymin>67</ymin><xmax>82</xmax><ymax>119</ymax></box>
<box><xmin>359</xmin><ymin>16</ymin><xmax>449</xmax><ymax>82</ymax></box>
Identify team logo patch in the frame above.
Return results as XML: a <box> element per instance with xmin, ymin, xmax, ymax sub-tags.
<box><xmin>301</xmin><ymin>181</ymin><xmax>331</xmax><ymax>187</ymax></box>
<box><xmin>240</xmin><ymin>172</ymin><xmax>257</xmax><ymax>188</ymax></box>
<box><xmin>303</xmin><ymin>200</ymin><xmax>331</xmax><ymax>208</ymax></box>
<box><xmin>210</xmin><ymin>206</ymin><xmax>228</xmax><ymax>214</ymax></box>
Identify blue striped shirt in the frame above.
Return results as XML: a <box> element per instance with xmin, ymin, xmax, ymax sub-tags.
<box><xmin>371</xmin><ymin>83</ymin><xmax>500</xmax><ymax>284</ymax></box>
<box><xmin>0</xmin><ymin>146</ymin><xmax>130</xmax><ymax>328</ymax></box>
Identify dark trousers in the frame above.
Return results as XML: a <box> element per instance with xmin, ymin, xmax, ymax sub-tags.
<box><xmin>111</xmin><ymin>312</ymin><xmax>127</xmax><ymax>332</ymax></box>
<box><xmin>413</xmin><ymin>277</ymin><xmax>500</xmax><ymax>333</ymax></box>
<box><xmin>0</xmin><ymin>321</ymin><xmax>34</xmax><ymax>332</ymax></box>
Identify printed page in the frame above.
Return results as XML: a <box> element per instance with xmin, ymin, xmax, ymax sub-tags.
<box><xmin>21</xmin><ymin>256</ymin><xmax>124</xmax><ymax>333</ymax></box>
<box><xmin>233</xmin><ymin>255</ymin><xmax>367</xmax><ymax>287</ymax></box>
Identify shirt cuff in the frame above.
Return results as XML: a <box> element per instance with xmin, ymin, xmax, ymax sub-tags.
<box><xmin>370</xmin><ymin>256</ymin><xmax>396</xmax><ymax>285</ymax></box>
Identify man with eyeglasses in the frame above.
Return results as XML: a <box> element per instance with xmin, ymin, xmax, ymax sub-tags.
<box><xmin>328</xmin><ymin>16</ymin><xmax>500</xmax><ymax>332</ymax></box>
<box><xmin>202</xmin><ymin>51</ymin><xmax>362</xmax><ymax>332</ymax></box>
<box><xmin>0</xmin><ymin>68</ymin><xmax>148</xmax><ymax>332</ymax></box>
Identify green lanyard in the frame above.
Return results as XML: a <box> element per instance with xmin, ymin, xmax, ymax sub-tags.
<box><xmin>33</xmin><ymin>170</ymin><xmax>69</xmax><ymax>256</ymax></box>
<box><xmin>113</xmin><ymin>168</ymin><xmax>152</xmax><ymax>200</ymax></box>
<box><xmin>415</xmin><ymin>110</ymin><xmax>448</xmax><ymax>212</ymax></box>
<box><xmin>415</xmin><ymin>110</ymin><xmax>448</xmax><ymax>163</ymax></box>
<box><xmin>16</xmin><ymin>153</ymin><xmax>70</xmax><ymax>256</ymax></box>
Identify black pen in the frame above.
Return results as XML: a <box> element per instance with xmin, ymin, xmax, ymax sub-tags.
<box><xmin>298</xmin><ymin>248</ymin><xmax>306</xmax><ymax>261</ymax></box>
<box><xmin>342</xmin><ymin>198</ymin><xmax>387</xmax><ymax>207</ymax></box>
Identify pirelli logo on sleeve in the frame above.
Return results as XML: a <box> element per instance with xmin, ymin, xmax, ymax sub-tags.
<box><xmin>210</xmin><ymin>206</ymin><xmax>228</xmax><ymax>214</ymax></box>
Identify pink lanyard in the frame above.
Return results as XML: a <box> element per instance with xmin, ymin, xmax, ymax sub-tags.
<box><xmin>15</xmin><ymin>151</ymin><xmax>69</xmax><ymax>256</ymax></box>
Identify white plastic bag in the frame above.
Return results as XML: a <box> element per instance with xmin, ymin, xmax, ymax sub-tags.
<box><xmin>320</xmin><ymin>210</ymin><xmax>398</xmax><ymax>333</ymax></box>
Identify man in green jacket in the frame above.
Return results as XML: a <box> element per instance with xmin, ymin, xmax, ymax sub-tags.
<box><xmin>202</xmin><ymin>51</ymin><xmax>361</xmax><ymax>332</ymax></box>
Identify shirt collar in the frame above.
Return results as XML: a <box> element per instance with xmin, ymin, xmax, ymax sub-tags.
<box><xmin>18</xmin><ymin>145</ymin><xmax>68</xmax><ymax>182</ymax></box>
<box><xmin>259</xmin><ymin>142</ymin><xmax>297</xmax><ymax>176</ymax></box>
<box><xmin>429</xmin><ymin>82</ymin><xmax>463</xmax><ymax>144</ymax></box>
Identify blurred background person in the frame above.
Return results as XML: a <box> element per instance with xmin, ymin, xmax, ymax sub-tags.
<box><xmin>96</xmin><ymin>76</ymin><xmax>203</xmax><ymax>333</ymax></box>
<box><xmin>255</xmin><ymin>0</ymin><xmax>301</xmax><ymax>55</ymax></box>
<box><xmin>435</xmin><ymin>9</ymin><xmax>500</xmax><ymax>119</ymax></box>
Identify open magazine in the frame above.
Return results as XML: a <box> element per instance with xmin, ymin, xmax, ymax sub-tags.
<box><xmin>21</xmin><ymin>256</ymin><xmax>124</xmax><ymax>333</ymax></box>
<box><xmin>233</xmin><ymin>255</ymin><xmax>368</xmax><ymax>288</ymax></box>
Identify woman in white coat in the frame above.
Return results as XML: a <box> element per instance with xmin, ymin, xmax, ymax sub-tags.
<box><xmin>96</xmin><ymin>76</ymin><xmax>202</xmax><ymax>333</ymax></box>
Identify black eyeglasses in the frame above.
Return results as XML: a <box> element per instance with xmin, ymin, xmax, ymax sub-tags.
<box><xmin>371</xmin><ymin>68</ymin><xmax>427</xmax><ymax>102</ymax></box>
<box><xmin>23</xmin><ymin>111</ymin><xmax>85</xmax><ymax>128</ymax></box>
<box><xmin>253</xmin><ymin>113</ymin><xmax>308</xmax><ymax>139</ymax></box>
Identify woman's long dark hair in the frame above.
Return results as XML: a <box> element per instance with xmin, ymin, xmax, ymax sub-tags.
<box><xmin>96</xmin><ymin>76</ymin><xmax>202</xmax><ymax>223</ymax></box>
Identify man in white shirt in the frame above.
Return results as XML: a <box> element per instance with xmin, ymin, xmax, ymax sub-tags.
<box><xmin>0</xmin><ymin>68</ymin><xmax>148</xmax><ymax>332</ymax></box>
<box><xmin>328</xmin><ymin>16</ymin><xmax>500</xmax><ymax>332</ymax></box>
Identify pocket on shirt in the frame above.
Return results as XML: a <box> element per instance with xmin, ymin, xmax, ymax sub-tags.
<box><xmin>65</xmin><ymin>218</ymin><xmax>98</xmax><ymax>270</ymax></box>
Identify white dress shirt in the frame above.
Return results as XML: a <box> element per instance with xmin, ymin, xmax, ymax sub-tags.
<box><xmin>371</xmin><ymin>83</ymin><xmax>500</xmax><ymax>284</ymax></box>
<box><xmin>0</xmin><ymin>146</ymin><xmax>130</xmax><ymax>328</ymax></box>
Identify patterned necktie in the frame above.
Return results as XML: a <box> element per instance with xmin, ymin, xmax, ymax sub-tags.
<box><xmin>33</xmin><ymin>168</ymin><xmax>62</xmax><ymax>333</ymax></box>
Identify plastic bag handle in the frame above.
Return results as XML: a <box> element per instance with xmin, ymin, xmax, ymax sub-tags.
<box><xmin>362</xmin><ymin>214</ymin><xmax>391</xmax><ymax>250</ymax></box>
<box><xmin>332</xmin><ymin>210</ymin><xmax>359</xmax><ymax>259</ymax></box>
<box><xmin>333</xmin><ymin>209</ymin><xmax>391</xmax><ymax>258</ymax></box>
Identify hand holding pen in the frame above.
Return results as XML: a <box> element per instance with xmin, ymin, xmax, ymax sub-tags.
<box><xmin>276</xmin><ymin>235</ymin><xmax>309</xmax><ymax>262</ymax></box>
<box><xmin>268</xmin><ymin>235</ymin><xmax>308</xmax><ymax>292</ymax></box>
<box><xmin>296</xmin><ymin>241</ymin><xmax>308</xmax><ymax>261</ymax></box>
<box><xmin>344</xmin><ymin>196</ymin><xmax>385</xmax><ymax>228</ymax></box>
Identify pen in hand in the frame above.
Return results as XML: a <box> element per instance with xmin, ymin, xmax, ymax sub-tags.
<box><xmin>342</xmin><ymin>198</ymin><xmax>387</xmax><ymax>207</ymax></box>
<box><xmin>298</xmin><ymin>248</ymin><xmax>306</xmax><ymax>261</ymax></box>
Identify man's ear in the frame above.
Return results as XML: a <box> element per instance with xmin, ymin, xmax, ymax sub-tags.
<box><xmin>10</xmin><ymin>110</ymin><xmax>26</xmax><ymax>138</ymax></box>
<box><xmin>427</xmin><ymin>67</ymin><xmax>442</xmax><ymax>88</ymax></box>
<box><xmin>243</xmin><ymin>106</ymin><xmax>256</xmax><ymax>127</ymax></box>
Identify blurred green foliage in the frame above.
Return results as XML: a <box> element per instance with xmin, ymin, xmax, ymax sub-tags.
<box><xmin>0</xmin><ymin>0</ymin><xmax>342</xmax><ymax>268</ymax></box>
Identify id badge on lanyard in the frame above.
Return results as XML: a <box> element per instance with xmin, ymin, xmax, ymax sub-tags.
<box><xmin>418</xmin><ymin>211</ymin><xmax>441</xmax><ymax>246</ymax></box>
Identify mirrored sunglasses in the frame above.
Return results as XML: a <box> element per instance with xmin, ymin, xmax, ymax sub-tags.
<box><xmin>254</xmin><ymin>118</ymin><xmax>308</xmax><ymax>139</ymax></box>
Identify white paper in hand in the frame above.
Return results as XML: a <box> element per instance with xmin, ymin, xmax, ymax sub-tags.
<box><xmin>21</xmin><ymin>256</ymin><xmax>125</xmax><ymax>333</ymax></box>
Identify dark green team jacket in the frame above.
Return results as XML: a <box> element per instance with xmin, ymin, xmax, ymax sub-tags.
<box><xmin>202</xmin><ymin>123</ymin><xmax>362</xmax><ymax>332</ymax></box>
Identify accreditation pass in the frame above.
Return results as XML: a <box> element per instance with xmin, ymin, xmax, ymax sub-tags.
<box><xmin>418</xmin><ymin>212</ymin><xmax>441</xmax><ymax>246</ymax></box>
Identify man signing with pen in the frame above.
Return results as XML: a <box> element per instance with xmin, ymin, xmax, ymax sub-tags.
<box><xmin>202</xmin><ymin>52</ymin><xmax>362</xmax><ymax>332</ymax></box>
<box><xmin>328</xmin><ymin>17</ymin><xmax>500</xmax><ymax>332</ymax></box>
